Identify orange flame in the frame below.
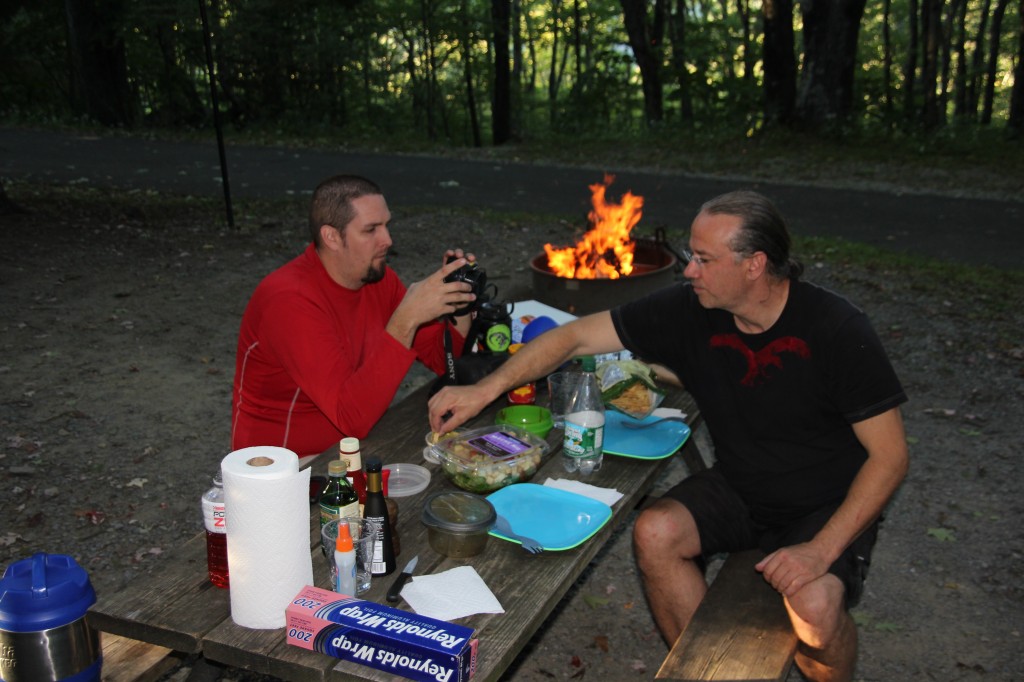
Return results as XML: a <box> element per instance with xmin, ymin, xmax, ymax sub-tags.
<box><xmin>544</xmin><ymin>174</ymin><xmax>643</xmax><ymax>279</ymax></box>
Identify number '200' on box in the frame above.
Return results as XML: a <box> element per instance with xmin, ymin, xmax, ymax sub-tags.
<box><xmin>286</xmin><ymin>585</ymin><xmax>477</xmax><ymax>682</ymax></box>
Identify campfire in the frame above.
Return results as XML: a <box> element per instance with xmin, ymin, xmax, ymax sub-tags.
<box><xmin>530</xmin><ymin>175</ymin><xmax>678</xmax><ymax>316</ymax></box>
<box><xmin>543</xmin><ymin>174</ymin><xmax>643</xmax><ymax>279</ymax></box>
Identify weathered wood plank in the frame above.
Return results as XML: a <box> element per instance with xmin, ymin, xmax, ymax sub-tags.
<box><xmin>88</xmin><ymin>534</ymin><xmax>230</xmax><ymax>653</ymax></box>
<box><xmin>656</xmin><ymin>550</ymin><xmax>797</xmax><ymax>682</ymax></box>
<box><xmin>99</xmin><ymin>632</ymin><xmax>182</xmax><ymax>682</ymax></box>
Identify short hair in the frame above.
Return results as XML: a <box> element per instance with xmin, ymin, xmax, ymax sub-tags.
<box><xmin>700</xmin><ymin>190</ymin><xmax>804</xmax><ymax>280</ymax></box>
<box><xmin>308</xmin><ymin>175</ymin><xmax>383</xmax><ymax>247</ymax></box>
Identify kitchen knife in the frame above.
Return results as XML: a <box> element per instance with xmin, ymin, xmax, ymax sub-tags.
<box><xmin>386</xmin><ymin>555</ymin><xmax>419</xmax><ymax>602</ymax></box>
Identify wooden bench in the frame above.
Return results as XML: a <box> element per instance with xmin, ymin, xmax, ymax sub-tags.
<box><xmin>99</xmin><ymin>632</ymin><xmax>183</xmax><ymax>682</ymax></box>
<box><xmin>656</xmin><ymin>423</ymin><xmax>798</xmax><ymax>682</ymax></box>
<box><xmin>656</xmin><ymin>549</ymin><xmax>797</xmax><ymax>681</ymax></box>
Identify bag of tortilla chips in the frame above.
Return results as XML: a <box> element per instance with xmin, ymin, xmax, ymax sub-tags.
<box><xmin>596</xmin><ymin>359</ymin><xmax>665</xmax><ymax>419</ymax></box>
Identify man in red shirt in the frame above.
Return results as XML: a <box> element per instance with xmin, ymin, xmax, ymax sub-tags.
<box><xmin>232</xmin><ymin>174</ymin><xmax>477</xmax><ymax>462</ymax></box>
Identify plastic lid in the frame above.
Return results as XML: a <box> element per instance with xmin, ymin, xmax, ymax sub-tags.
<box><xmin>421</xmin><ymin>491</ymin><xmax>496</xmax><ymax>533</ymax></box>
<box><xmin>0</xmin><ymin>553</ymin><xmax>96</xmax><ymax>632</ymax></box>
<box><xmin>522</xmin><ymin>315</ymin><xmax>558</xmax><ymax>343</ymax></box>
<box><xmin>339</xmin><ymin>437</ymin><xmax>362</xmax><ymax>468</ymax></box>
<box><xmin>328</xmin><ymin>459</ymin><xmax>348</xmax><ymax>476</ymax></box>
<box><xmin>335</xmin><ymin>523</ymin><xmax>354</xmax><ymax>552</ymax></box>
<box><xmin>581</xmin><ymin>355</ymin><xmax>596</xmax><ymax>372</ymax></box>
<box><xmin>382</xmin><ymin>463</ymin><xmax>431</xmax><ymax>497</ymax></box>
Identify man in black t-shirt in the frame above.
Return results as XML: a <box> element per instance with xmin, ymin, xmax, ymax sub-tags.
<box><xmin>428</xmin><ymin>190</ymin><xmax>909</xmax><ymax>682</ymax></box>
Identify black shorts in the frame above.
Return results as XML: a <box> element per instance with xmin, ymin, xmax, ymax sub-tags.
<box><xmin>664</xmin><ymin>467</ymin><xmax>879</xmax><ymax>608</ymax></box>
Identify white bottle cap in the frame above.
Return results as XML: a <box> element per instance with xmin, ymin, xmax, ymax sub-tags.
<box><xmin>339</xmin><ymin>437</ymin><xmax>362</xmax><ymax>470</ymax></box>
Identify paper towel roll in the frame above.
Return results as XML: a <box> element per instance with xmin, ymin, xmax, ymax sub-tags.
<box><xmin>221</xmin><ymin>446</ymin><xmax>312</xmax><ymax>629</ymax></box>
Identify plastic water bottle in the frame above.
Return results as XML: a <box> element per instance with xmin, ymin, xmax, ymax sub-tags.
<box><xmin>562</xmin><ymin>355</ymin><xmax>605</xmax><ymax>475</ymax></box>
<box><xmin>202</xmin><ymin>473</ymin><xmax>229</xmax><ymax>588</ymax></box>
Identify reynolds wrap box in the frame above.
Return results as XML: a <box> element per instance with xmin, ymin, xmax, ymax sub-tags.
<box><xmin>286</xmin><ymin>585</ymin><xmax>477</xmax><ymax>682</ymax></box>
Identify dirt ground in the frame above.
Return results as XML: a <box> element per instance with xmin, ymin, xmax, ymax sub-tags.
<box><xmin>1</xmin><ymin>180</ymin><xmax>1022</xmax><ymax>681</ymax></box>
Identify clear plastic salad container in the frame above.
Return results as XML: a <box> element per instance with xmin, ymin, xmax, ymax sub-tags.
<box><xmin>426</xmin><ymin>425</ymin><xmax>550</xmax><ymax>493</ymax></box>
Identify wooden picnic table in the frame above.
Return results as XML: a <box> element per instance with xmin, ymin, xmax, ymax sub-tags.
<box><xmin>88</xmin><ymin>380</ymin><xmax>700</xmax><ymax>682</ymax></box>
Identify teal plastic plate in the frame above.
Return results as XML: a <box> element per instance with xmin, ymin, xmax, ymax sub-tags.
<box><xmin>603</xmin><ymin>411</ymin><xmax>691</xmax><ymax>460</ymax></box>
<box><xmin>486</xmin><ymin>483</ymin><xmax>612</xmax><ymax>551</ymax></box>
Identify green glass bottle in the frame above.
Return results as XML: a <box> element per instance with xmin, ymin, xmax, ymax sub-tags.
<box><xmin>319</xmin><ymin>459</ymin><xmax>360</xmax><ymax>532</ymax></box>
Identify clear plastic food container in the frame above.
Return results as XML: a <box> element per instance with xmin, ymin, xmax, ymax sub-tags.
<box><xmin>426</xmin><ymin>425</ymin><xmax>550</xmax><ymax>493</ymax></box>
<box><xmin>421</xmin><ymin>491</ymin><xmax>496</xmax><ymax>558</ymax></box>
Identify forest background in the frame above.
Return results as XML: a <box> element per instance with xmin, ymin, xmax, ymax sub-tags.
<box><xmin>1</xmin><ymin>0</ymin><xmax>1022</xmax><ymax>171</ymax></box>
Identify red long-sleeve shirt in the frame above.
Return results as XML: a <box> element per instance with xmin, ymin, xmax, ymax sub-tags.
<box><xmin>231</xmin><ymin>244</ymin><xmax>460</xmax><ymax>459</ymax></box>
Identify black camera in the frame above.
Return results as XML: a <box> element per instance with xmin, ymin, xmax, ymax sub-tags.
<box><xmin>444</xmin><ymin>258</ymin><xmax>490</xmax><ymax>316</ymax></box>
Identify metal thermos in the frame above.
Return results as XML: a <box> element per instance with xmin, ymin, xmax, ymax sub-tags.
<box><xmin>0</xmin><ymin>553</ymin><xmax>101</xmax><ymax>682</ymax></box>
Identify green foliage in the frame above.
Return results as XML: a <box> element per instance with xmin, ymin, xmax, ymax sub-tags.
<box><xmin>1</xmin><ymin>0</ymin><xmax>1021</xmax><ymax>144</ymax></box>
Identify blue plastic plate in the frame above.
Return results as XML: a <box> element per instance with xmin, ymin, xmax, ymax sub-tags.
<box><xmin>486</xmin><ymin>483</ymin><xmax>612</xmax><ymax>551</ymax></box>
<box><xmin>603</xmin><ymin>411</ymin><xmax>691</xmax><ymax>460</ymax></box>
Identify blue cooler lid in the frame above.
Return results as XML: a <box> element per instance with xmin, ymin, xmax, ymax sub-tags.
<box><xmin>0</xmin><ymin>553</ymin><xmax>97</xmax><ymax>632</ymax></box>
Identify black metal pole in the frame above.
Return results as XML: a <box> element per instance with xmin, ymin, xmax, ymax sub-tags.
<box><xmin>198</xmin><ymin>0</ymin><xmax>235</xmax><ymax>229</ymax></box>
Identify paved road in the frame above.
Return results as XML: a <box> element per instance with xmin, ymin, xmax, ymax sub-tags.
<box><xmin>2</xmin><ymin>127</ymin><xmax>1021</xmax><ymax>269</ymax></box>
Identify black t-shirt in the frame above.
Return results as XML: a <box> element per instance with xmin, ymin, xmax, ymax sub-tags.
<box><xmin>612</xmin><ymin>280</ymin><xmax>907</xmax><ymax>525</ymax></box>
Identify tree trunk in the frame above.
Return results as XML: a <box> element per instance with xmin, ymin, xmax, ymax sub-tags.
<box><xmin>421</xmin><ymin>0</ymin><xmax>438</xmax><ymax>139</ymax></box>
<box><xmin>903</xmin><ymin>0</ymin><xmax>920</xmax><ymax>123</ymax></box>
<box><xmin>738</xmin><ymin>0</ymin><xmax>755</xmax><ymax>83</ymax></box>
<box><xmin>952</xmin><ymin>0</ymin><xmax>969</xmax><ymax>118</ymax></box>
<box><xmin>763</xmin><ymin>0</ymin><xmax>797</xmax><ymax>125</ymax></box>
<box><xmin>938</xmin><ymin>0</ymin><xmax>960</xmax><ymax>123</ymax></box>
<box><xmin>461</xmin><ymin>0</ymin><xmax>482</xmax><ymax>147</ymax></box>
<box><xmin>668</xmin><ymin>0</ymin><xmax>693</xmax><ymax>121</ymax></box>
<box><xmin>967</xmin><ymin>0</ymin><xmax>993</xmax><ymax>118</ymax></box>
<box><xmin>492</xmin><ymin>0</ymin><xmax>512</xmax><ymax>144</ymax></box>
<box><xmin>883</xmin><ymin>0</ymin><xmax>894</xmax><ymax>121</ymax></box>
<box><xmin>620</xmin><ymin>0</ymin><xmax>664</xmax><ymax>125</ymax></box>
<box><xmin>511</xmin><ymin>0</ymin><xmax>523</xmax><ymax>135</ymax></box>
<box><xmin>548</xmin><ymin>0</ymin><xmax>560</xmax><ymax>122</ymax></box>
<box><xmin>1009</xmin><ymin>0</ymin><xmax>1024</xmax><ymax>131</ymax></box>
<box><xmin>64</xmin><ymin>0</ymin><xmax>135</xmax><ymax>126</ymax></box>
<box><xmin>921</xmin><ymin>0</ymin><xmax>942</xmax><ymax>129</ymax></box>
<box><xmin>795</xmin><ymin>0</ymin><xmax>868</xmax><ymax>128</ymax></box>
<box><xmin>573</xmin><ymin>0</ymin><xmax>583</xmax><ymax>87</ymax></box>
<box><xmin>981</xmin><ymin>0</ymin><xmax>1011</xmax><ymax>124</ymax></box>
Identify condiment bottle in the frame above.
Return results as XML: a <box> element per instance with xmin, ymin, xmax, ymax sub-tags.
<box><xmin>562</xmin><ymin>355</ymin><xmax>605</xmax><ymax>475</ymax></box>
<box><xmin>334</xmin><ymin>522</ymin><xmax>357</xmax><ymax>596</ymax></box>
<box><xmin>382</xmin><ymin>469</ymin><xmax>401</xmax><ymax>557</ymax></box>
<box><xmin>339</xmin><ymin>437</ymin><xmax>366</xmax><ymax>513</ymax></box>
<box><xmin>319</xmin><ymin>460</ymin><xmax>360</xmax><ymax>532</ymax></box>
<box><xmin>363</xmin><ymin>458</ymin><xmax>396</xmax><ymax>576</ymax></box>
<box><xmin>201</xmin><ymin>473</ymin><xmax>229</xmax><ymax>588</ymax></box>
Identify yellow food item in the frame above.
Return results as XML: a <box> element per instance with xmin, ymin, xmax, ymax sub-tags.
<box><xmin>608</xmin><ymin>382</ymin><xmax>654</xmax><ymax>417</ymax></box>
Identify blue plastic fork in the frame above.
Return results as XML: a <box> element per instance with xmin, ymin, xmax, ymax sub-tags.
<box><xmin>493</xmin><ymin>515</ymin><xmax>544</xmax><ymax>554</ymax></box>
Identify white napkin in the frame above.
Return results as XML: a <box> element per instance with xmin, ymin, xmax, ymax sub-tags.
<box><xmin>651</xmin><ymin>407</ymin><xmax>687</xmax><ymax>420</ymax></box>
<box><xmin>401</xmin><ymin>565</ymin><xmax>504</xmax><ymax>621</ymax></box>
<box><xmin>543</xmin><ymin>478</ymin><xmax>623</xmax><ymax>507</ymax></box>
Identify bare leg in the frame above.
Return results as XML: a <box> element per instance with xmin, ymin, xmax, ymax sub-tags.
<box><xmin>633</xmin><ymin>498</ymin><xmax>706</xmax><ymax>645</ymax></box>
<box><xmin>784</xmin><ymin>574</ymin><xmax>857</xmax><ymax>682</ymax></box>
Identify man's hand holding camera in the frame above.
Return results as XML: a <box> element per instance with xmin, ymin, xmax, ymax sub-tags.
<box><xmin>386</xmin><ymin>248</ymin><xmax>479</xmax><ymax>348</ymax></box>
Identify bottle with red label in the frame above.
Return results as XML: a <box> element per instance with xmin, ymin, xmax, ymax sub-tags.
<box><xmin>339</xmin><ymin>437</ymin><xmax>366</xmax><ymax>513</ymax></box>
<box><xmin>202</xmin><ymin>473</ymin><xmax>228</xmax><ymax>588</ymax></box>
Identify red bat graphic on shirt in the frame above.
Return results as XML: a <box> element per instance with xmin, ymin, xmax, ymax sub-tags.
<box><xmin>710</xmin><ymin>334</ymin><xmax>811</xmax><ymax>386</ymax></box>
